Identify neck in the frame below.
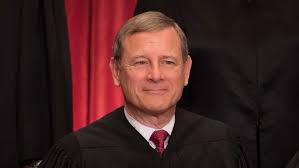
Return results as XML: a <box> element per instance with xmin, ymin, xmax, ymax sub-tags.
<box><xmin>124</xmin><ymin>105</ymin><xmax>175</xmax><ymax>129</ymax></box>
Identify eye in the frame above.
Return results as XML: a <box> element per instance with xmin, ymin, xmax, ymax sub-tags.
<box><xmin>166</xmin><ymin>60</ymin><xmax>175</xmax><ymax>64</ymax></box>
<box><xmin>162</xmin><ymin>59</ymin><xmax>175</xmax><ymax>65</ymax></box>
<box><xmin>133</xmin><ymin>59</ymin><xmax>149</xmax><ymax>65</ymax></box>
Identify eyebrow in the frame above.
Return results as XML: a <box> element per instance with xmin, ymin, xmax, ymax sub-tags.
<box><xmin>129</xmin><ymin>55</ymin><xmax>179</xmax><ymax>61</ymax></box>
<box><xmin>130</xmin><ymin>55</ymin><xmax>147</xmax><ymax>59</ymax></box>
<box><xmin>160</xmin><ymin>55</ymin><xmax>178</xmax><ymax>61</ymax></box>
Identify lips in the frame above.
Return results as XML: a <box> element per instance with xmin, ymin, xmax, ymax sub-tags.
<box><xmin>143</xmin><ymin>88</ymin><xmax>168</xmax><ymax>94</ymax></box>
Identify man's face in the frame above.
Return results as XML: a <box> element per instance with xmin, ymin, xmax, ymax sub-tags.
<box><xmin>110</xmin><ymin>27</ymin><xmax>192</xmax><ymax>115</ymax></box>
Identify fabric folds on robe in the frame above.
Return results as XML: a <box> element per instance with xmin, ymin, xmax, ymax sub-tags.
<box><xmin>287</xmin><ymin>151</ymin><xmax>299</xmax><ymax>168</ymax></box>
<box><xmin>39</xmin><ymin>107</ymin><xmax>250</xmax><ymax>168</ymax></box>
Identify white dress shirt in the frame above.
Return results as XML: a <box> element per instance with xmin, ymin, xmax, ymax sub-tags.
<box><xmin>124</xmin><ymin>108</ymin><xmax>175</xmax><ymax>149</ymax></box>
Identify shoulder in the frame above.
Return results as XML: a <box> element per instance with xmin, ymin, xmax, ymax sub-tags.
<box><xmin>39</xmin><ymin>107</ymin><xmax>125</xmax><ymax>168</ymax></box>
<box><xmin>172</xmin><ymin>108</ymin><xmax>250</xmax><ymax>168</ymax></box>
<box><xmin>73</xmin><ymin>107</ymin><xmax>131</xmax><ymax>147</ymax></box>
<box><xmin>175</xmin><ymin>108</ymin><xmax>238</xmax><ymax>142</ymax></box>
<box><xmin>76</xmin><ymin>107</ymin><xmax>124</xmax><ymax>134</ymax></box>
<box><xmin>39</xmin><ymin>133</ymin><xmax>81</xmax><ymax>168</ymax></box>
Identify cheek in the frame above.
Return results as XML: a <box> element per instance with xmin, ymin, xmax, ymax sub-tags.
<box><xmin>121</xmin><ymin>72</ymin><xmax>143</xmax><ymax>93</ymax></box>
<box><xmin>168</xmin><ymin>71</ymin><xmax>186</xmax><ymax>85</ymax></box>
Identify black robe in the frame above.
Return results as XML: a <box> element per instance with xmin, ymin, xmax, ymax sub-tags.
<box><xmin>39</xmin><ymin>107</ymin><xmax>250</xmax><ymax>168</ymax></box>
<box><xmin>287</xmin><ymin>151</ymin><xmax>299</xmax><ymax>168</ymax></box>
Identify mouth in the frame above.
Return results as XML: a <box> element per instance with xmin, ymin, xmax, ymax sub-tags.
<box><xmin>143</xmin><ymin>88</ymin><xmax>168</xmax><ymax>95</ymax></box>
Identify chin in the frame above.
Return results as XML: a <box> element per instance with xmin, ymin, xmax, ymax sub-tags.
<box><xmin>143</xmin><ymin>103</ymin><xmax>175</xmax><ymax>115</ymax></box>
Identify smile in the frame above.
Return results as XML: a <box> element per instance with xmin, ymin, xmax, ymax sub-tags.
<box><xmin>143</xmin><ymin>89</ymin><xmax>168</xmax><ymax>95</ymax></box>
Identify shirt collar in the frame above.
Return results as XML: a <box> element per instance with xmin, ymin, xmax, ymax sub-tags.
<box><xmin>124</xmin><ymin>108</ymin><xmax>175</xmax><ymax>142</ymax></box>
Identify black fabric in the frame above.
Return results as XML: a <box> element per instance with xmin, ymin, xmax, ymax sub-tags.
<box><xmin>0</xmin><ymin>0</ymin><xmax>72</xmax><ymax>167</ymax></box>
<box><xmin>287</xmin><ymin>151</ymin><xmax>299</xmax><ymax>168</ymax></box>
<box><xmin>135</xmin><ymin>1</ymin><xmax>299</xmax><ymax>168</ymax></box>
<box><xmin>39</xmin><ymin>107</ymin><xmax>250</xmax><ymax>168</ymax></box>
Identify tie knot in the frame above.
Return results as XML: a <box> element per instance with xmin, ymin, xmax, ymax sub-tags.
<box><xmin>150</xmin><ymin>130</ymin><xmax>169</xmax><ymax>156</ymax></box>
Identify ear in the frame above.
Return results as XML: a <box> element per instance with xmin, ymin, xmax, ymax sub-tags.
<box><xmin>183</xmin><ymin>55</ymin><xmax>192</xmax><ymax>86</ymax></box>
<box><xmin>109</xmin><ymin>57</ymin><xmax>121</xmax><ymax>86</ymax></box>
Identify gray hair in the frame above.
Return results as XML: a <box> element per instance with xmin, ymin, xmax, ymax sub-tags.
<box><xmin>112</xmin><ymin>11</ymin><xmax>189</xmax><ymax>63</ymax></box>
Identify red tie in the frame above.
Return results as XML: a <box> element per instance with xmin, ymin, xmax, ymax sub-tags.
<box><xmin>150</xmin><ymin>130</ymin><xmax>169</xmax><ymax>156</ymax></box>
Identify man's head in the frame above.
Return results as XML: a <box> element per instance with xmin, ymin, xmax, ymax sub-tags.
<box><xmin>110</xmin><ymin>11</ymin><xmax>192</xmax><ymax>117</ymax></box>
<box><xmin>112</xmin><ymin>11</ymin><xmax>189</xmax><ymax>63</ymax></box>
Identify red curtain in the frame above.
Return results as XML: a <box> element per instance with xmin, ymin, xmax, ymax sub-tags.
<box><xmin>65</xmin><ymin>0</ymin><xmax>136</xmax><ymax>130</ymax></box>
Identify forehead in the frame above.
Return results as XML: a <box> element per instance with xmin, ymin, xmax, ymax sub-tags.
<box><xmin>122</xmin><ymin>27</ymin><xmax>181</xmax><ymax>56</ymax></box>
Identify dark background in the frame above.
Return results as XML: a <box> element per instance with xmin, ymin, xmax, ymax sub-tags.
<box><xmin>0</xmin><ymin>0</ymin><xmax>72</xmax><ymax>167</ymax></box>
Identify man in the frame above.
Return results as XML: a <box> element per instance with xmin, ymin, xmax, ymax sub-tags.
<box><xmin>39</xmin><ymin>11</ymin><xmax>249</xmax><ymax>168</ymax></box>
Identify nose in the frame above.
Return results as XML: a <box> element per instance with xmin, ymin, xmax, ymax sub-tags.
<box><xmin>147</xmin><ymin>63</ymin><xmax>164</xmax><ymax>82</ymax></box>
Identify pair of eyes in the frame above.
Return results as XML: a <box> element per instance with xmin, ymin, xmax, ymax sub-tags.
<box><xmin>133</xmin><ymin>59</ymin><xmax>177</xmax><ymax>66</ymax></box>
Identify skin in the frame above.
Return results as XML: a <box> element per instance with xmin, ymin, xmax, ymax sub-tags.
<box><xmin>110</xmin><ymin>27</ymin><xmax>192</xmax><ymax>129</ymax></box>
